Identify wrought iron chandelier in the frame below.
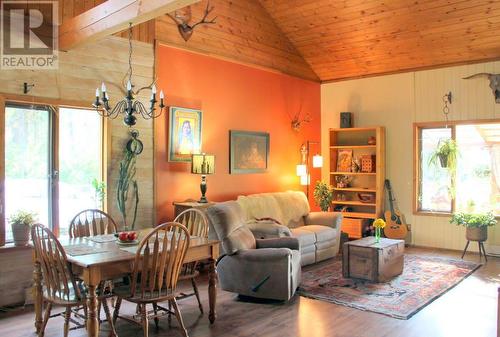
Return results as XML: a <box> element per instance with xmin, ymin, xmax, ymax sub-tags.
<box><xmin>92</xmin><ymin>23</ymin><xmax>165</xmax><ymax>127</ymax></box>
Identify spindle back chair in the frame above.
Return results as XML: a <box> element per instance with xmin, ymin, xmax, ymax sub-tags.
<box><xmin>69</xmin><ymin>209</ymin><xmax>118</xmax><ymax>238</ymax></box>
<box><xmin>31</xmin><ymin>224</ymin><xmax>85</xmax><ymax>337</ymax></box>
<box><xmin>174</xmin><ymin>208</ymin><xmax>209</xmax><ymax>313</ymax></box>
<box><xmin>113</xmin><ymin>222</ymin><xmax>191</xmax><ymax>337</ymax></box>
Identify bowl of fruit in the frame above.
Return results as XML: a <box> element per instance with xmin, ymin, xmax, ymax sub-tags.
<box><xmin>116</xmin><ymin>231</ymin><xmax>139</xmax><ymax>245</ymax></box>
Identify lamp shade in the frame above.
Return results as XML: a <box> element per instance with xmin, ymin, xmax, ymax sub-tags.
<box><xmin>296</xmin><ymin>164</ymin><xmax>307</xmax><ymax>177</ymax></box>
<box><xmin>191</xmin><ymin>153</ymin><xmax>215</xmax><ymax>175</ymax></box>
<box><xmin>300</xmin><ymin>174</ymin><xmax>310</xmax><ymax>186</ymax></box>
<box><xmin>312</xmin><ymin>154</ymin><xmax>323</xmax><ymax>168</ymax></box>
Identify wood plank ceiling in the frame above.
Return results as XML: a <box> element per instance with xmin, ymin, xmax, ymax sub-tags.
<box><xmin>258</xmin><ymin>0</ymin><xmax>500</xmax><ymax>82</ymax></box>
<box><xmin>57</xmin><ymin>0</ymin><xmax>500</xmax><ymax>82</ymax></box>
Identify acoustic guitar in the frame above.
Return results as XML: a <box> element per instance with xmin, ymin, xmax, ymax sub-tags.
<box><xmin>384</xmin><ymin>179</ymin><xmax>409</xmax><ymax>239</ymax></box>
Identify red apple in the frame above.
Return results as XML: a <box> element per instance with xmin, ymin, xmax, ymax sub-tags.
<box><xmin>119</xmin><ymin>232</ymin><xmax>128</xmax><ymax>241</ymax></box>
<box><xmin>127</xmin><ymin>232</ymin><xmax>137</xmax><ymax>241</ymax></box>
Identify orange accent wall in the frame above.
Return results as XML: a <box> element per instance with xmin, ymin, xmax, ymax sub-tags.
<box><xmin>155</xmin><ymin>45</ymin><xmax>321</xmax><ymax>222</ymax></box>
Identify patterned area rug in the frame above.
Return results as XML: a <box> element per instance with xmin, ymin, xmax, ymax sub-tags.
<box><xmin>297</xmin><ymin>254</ymin><xmax>480</xmax><ymax>319</ymax></box>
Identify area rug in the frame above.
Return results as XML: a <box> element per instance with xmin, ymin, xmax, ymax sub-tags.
<box><xmin>297</xmin><ymin>254</ymin><xmax>480</xmax><ymax>319</ymax></box>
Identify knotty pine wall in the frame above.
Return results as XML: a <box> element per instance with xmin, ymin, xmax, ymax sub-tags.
<box><xmin>321</xmin><ymin>60</ymin><xmax>500</xmax><ymax>252</ymax></box>
<box><xmin>0</xmin><ymin>36</ymin><xmax>155</xmax><ymax>306</ymax></box>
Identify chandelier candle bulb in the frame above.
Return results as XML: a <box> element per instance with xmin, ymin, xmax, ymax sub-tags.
<box><xmin>101</xmin><ymin>82</ymin><xmax>106</xmax><ymax>93</ymax></box>
<box><xmin>160</xmin><ymin>90</ymin><xmax>164</xmax><ymax>100</ymax></box>
<box><xmin>127</xmin><ymin>80</ymin><xmax>132</xmax><ymax>91</ymax></box>
<box><xmin>95</xmin><ymin>88</ymin><xmax>99</xmax><ymax>97</ymax></box>
<box><xmin>151</xmin><ymin>84</ymin><xmax>156</xmax><ymax>94</ymax></box>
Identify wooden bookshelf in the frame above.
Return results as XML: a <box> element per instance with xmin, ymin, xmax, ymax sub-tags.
<box><xmin>329</xmin><ymin>126</ymin><xmax>385</xmax><ymax>238</ymax></box>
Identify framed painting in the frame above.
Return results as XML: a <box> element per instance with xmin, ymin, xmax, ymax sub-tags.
<box><xmin>337</xmin><ymin>149</ymin><xmax>353</xmax><ymax>172</ymax></box>
<box><xmin>168</xmin><ymin>106</ymin><xmax>202</xmax><ymax>162</ymax></box>
<box><xmin>230</xmin><ymin>130</ymin><xmax>270</xmax><ymax>174</ymax></box>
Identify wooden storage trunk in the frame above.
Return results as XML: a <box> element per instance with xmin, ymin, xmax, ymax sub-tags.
<box><xmin>341</xmin><ymin>217</ymin><xmax>369</xmax><ymax>239</ymax></box>
<box><xmin>342</xmin><ymin>237</ymin><xmax>404</xmax><ymax>282</ymax></box>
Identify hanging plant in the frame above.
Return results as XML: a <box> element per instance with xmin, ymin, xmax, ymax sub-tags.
<box><xmin>117</xmin><ymin>130</ymin><xmax>143</xmax><ymax>230</ymax></box>
<box><xmin>428</xmin><ymin>138</ymin><xmax>459</xmax><ymax>170</ymax></box>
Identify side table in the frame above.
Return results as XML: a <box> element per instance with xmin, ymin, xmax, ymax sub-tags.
<box><xmin>343</xmin><ymin>237</ymin><xmax>405</xmax><ymax>282</ymax></box>
<box><xmin>173</xmin><ymin>200</ymin><xmax>215</xmax><ymax>218</ymax></box>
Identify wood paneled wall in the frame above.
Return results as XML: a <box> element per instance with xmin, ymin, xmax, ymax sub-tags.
<box><xmin>154</xmin><ymin>0</ymin><xmax>319</xmax><ymax>81</ymax></box>
<box><xmin>321</xmin><ymin>60</ymin><xmax>500</xmax><ymax>252</ymax></box>
<box><xmin>0</xmin><ymin>36</ymin><xmax>155</xmax><ymax>305</ymax></box>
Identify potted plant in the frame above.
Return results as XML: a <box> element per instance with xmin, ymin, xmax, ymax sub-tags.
<box><xmin>9</xmin><ymin>210</ymin><xmax>37</xmax><ymax>246</ymax></box>
<box><xmin>92</xmin><ymin>178</ymin><xmax>106</xmax><ymax>209</ymax></box>
<box><xmin>428</xmin><ymin>138</ymin><xmax>459</xmax><ymax>170</ymax></box>
<box><xmin>450</xmin><ymin>211</ymin><xmax>497</xmax><ymax>242</ymax></box>
<box><xmin>313</xmin><ymin>181</ymin><xmax>334</xmax><ymax>212</ymax></box>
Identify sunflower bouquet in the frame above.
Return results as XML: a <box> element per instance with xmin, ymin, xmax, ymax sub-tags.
<box><xmin>373</xmin><ymin>218</ymin><xmax>386</xmax><ymax>243</ymax></box>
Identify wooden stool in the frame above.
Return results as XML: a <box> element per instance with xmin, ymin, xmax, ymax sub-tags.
<box><xmin>461</xmin><ymin>240</ymin><xmax>487</xmax><ymax>262</ymax></box>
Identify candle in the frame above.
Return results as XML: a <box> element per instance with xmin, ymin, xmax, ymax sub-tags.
<box><xmin>127</xmin><ymin>80</ymin><xmax>132</xmax><ymax>91</ymax></box>
<box><xmin>151</xmin><ymin>84</ymin><xmax>156</xmax><ymax>94</ymax></box>
<box><xmin>95</xmin><ymin>88</ymin><xmax>99</xmax><ymax>97</ymax></box>
<box><xmin>101</xmin><ymin>82</ymin><xmax>106</xmax><ymax>92</ymax></box>
<box><xmin>160</xmin><ymin>90</ymin><xmax>164</xmax><ymax>99</ymax></box>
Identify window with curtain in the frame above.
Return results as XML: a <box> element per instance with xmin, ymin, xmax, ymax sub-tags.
<box><xmin>3</xmin><ymin>103</ymin><xmax>104</xmax><ymax>242</ymax></box>
<box><xmin>416</xmin><ymin>121</ymin><xmax>500</xmax><ymax>215</ymax></box>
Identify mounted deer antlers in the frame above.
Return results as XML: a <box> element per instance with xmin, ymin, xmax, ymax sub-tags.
<box><xmin>167</xmin><ymin>1</ymin><xmax>217</xmax><ymax>42</ymax></box>
<box><xmin>463</xmin><ymin>73</ymin><xmax>500</xmax><ymax>103</ymax></box>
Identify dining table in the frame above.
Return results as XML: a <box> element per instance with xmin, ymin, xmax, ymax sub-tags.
<box><xmin>30</xmin><ymin>229</ymin><xmax>220</xmax><ymax>337</ymax></box>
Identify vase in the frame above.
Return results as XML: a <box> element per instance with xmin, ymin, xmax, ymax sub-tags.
<box><xmin>375</xmin><ymin>227</ymin><xmax>381</xmax><ymax>243</ymax></box>
<box><xmin>466</xmin><ymin>226</ymin><xmax>487</xmax><ymax>242</ymax></box>
<box><xmin>12</xmin><ymin>223</ymin><xmax>30</xmax><ymax>246</ymax></box>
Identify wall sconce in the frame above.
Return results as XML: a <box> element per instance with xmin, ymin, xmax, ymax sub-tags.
<box><xmin>296</xmin><ymin>141</ymin><xmax>322</xmax><ymax>198</ymax></box>
<box><xmin>300</xmin><ymin>174</ymin><xmax>310</xmax><ymax>186</ymax></box>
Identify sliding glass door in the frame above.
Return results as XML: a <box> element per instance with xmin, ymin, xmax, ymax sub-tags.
<box><xmin>58</xmin><ymin>107</ymin><xmax>103</xmax><ymax>236</ymax></box>
<box><xmin>2</xmin><ymin>102</ymin><xmax>103</xmax><ymax>241</ymax></box>
<box><xmin>4</xmin><ymin>104</ymin><xmax>52</xmax><ymax>240</ymax></box>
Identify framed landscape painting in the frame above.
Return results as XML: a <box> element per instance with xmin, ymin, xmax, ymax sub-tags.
<box><xmin>168</xmin><ymin>106</ymin><xmax>202</xmax><ymax>162</ymax></box>
<box><xmin>230</xmin><ymin>130</ymin><xmax>270</xmax><ymax>174</ymax></box>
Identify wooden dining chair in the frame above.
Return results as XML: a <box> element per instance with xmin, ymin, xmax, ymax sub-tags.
<box><xmin>174</xmin><ymin>208</ymin><xmax>209</xmax><ymax>314</ymax></box>
<box><xmin>113</xmin><ymin>222</ymin><xmax>191</xmax><ymax>337</ymax></box>
<box><xmin>69</xmin><ymin>209</ymin><xmax>118</xmax><ymax>238</ymax></box>
<box><xmin>31</xmin><ymin>224</ymin><xmax>87</xmax><ymax>337</ymax></box>
<box><xmin>68</xmin><ymin>209</ymin><xmax>118</xmax><ymax>335</ymax></box>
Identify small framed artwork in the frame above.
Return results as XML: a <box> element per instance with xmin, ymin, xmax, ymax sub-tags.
<box><xmin>230</xmin><ymin>130</ymin><xmax>270</xmax><ymax>174</ymax></box>
<box><xmin>168</xmin><ymin>106</ymin><xmax>202</xmax><ymax>162</ymax></box>
<box><xmin>337</xmin><ymin>149</ymin><xmax>353</xmax><ymax>172</ymax></box>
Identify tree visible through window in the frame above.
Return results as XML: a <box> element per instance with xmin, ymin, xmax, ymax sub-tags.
<box><xmin>417</xmin><ymin>122</ymin><xmax>500</xmax><ymax>215</ymax></box>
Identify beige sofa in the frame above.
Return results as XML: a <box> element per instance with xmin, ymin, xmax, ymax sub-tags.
<box><xmin>236</xmin><ymin>191</ymin><xmax>342</xmax><ymax>266</ymax></box>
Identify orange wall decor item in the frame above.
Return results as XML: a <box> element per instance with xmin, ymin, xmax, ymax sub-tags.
<box><xmin>155</xmin><ymin>45</ymin><xmax>321</xmax><ymax>222</ymax></box>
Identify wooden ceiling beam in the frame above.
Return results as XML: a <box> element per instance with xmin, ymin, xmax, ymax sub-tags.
<box><xmin>59</xmin><ymin>0</ymin><xmax>201</xmax><ymax>51</ymax></box>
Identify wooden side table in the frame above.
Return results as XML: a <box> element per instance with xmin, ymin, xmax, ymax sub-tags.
<box><xmin>173</xmin><ymin>200</ymin><xmax>215</xmax><ymax>218</ymax></box>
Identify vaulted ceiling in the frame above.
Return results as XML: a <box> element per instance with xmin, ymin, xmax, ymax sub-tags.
<box><xmin>58</xmin><ymin>0</ymin><xmax>500</xmax><ymax>83</ymax></box>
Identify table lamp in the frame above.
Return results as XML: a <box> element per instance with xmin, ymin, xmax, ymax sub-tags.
<box><xmin>191</xmin><ymin>153</ymin><xmax>215</xmax><ymax>203</ymax></box>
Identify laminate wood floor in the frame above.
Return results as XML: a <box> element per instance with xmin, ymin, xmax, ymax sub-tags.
<box><xmin>1</xmin><ymin>247</ymin><xmax>498</xmax><ymax>337</ymax></box>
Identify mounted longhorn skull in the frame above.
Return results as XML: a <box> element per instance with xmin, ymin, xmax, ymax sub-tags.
<box><xmin>167</xmin><ymin>1</ymin><xmax>217</xmax><ymax>41</ymax></box>
<box><xmin>463</xmin><ymin>73</ymin><xmax>500</xmax><ymax>103</ymax></box>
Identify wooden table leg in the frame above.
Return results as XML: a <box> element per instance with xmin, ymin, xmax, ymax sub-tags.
<box><xmin>33</xmin><ymin>259</ymin><xmax>43</xmax><ymax>333</ymax></box>
<box><xmin>208</xmin><ymin>258</ymin><xmax>217</xmax><ymax>324</ymax></box>
<box><xmin>87</xmin><ymin>284</ymin><xmax>99</xmax><ymax>337</ymax></box>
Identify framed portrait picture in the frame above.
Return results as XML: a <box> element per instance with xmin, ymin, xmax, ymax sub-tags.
<box><xmin>168</xmin><ymin>106</ymin><xmax>202</xmax><ymax>162</ymax></box>
<box><xmin>337</xmin><ymin>149</ymin><xmax>353</xmax><ymax>172</ymax></box>
<box><xmin>230</xmin><ymin>130</ymin><xmax>270</xmax><ymax>174</ymax></box>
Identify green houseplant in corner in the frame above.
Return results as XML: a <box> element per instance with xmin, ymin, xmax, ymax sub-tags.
<box><xmin>9</xmin><ymin>210</ymin><xmax>37</xmax><ymax>246</ymax></box>
<box><xmin>313</xmin><ymin>181</ymin><xmax>334</xmax><ymax>212</ymax></box>
<box><xmin>450</xmin><ymin>211</ymin><xmax>497</xmax><ymax>242</ymax></box>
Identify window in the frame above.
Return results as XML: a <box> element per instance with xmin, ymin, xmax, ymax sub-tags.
<box><xmin>3</xmin><ymin>102</ymin><xmax>104</xmax><ymax>242</ymax></box>
<box><xmin>415</xmin><ymin>121</ymin><xmax>500</xmax><ymax>215</ymax></box>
